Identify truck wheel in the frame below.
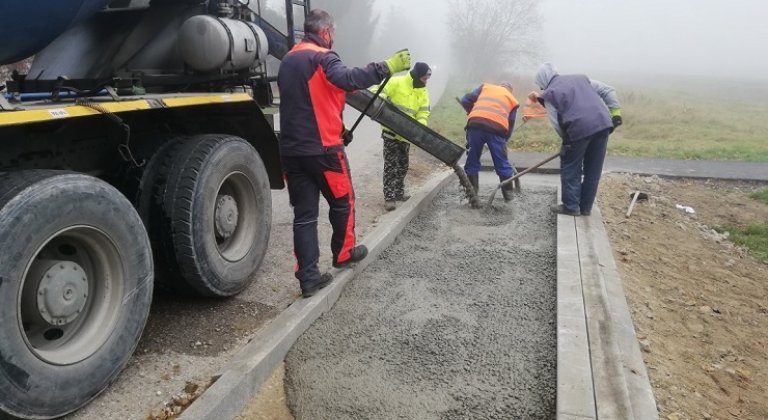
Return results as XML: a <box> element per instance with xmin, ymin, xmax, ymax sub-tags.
<box><xmin>0</xmin><ymin>171</ymin><xmax>153</xmax><ymax>419</ymax></box>
<box><xmin>151</xmin><ymin>134</ymin><xmax>271</xmax><ymax>297</ymax></box>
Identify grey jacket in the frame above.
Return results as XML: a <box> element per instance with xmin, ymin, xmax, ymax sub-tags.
<box><xmin>535</xmin><ymin>63</ymin><xmax>620</xmax><ymax>142</ymax></box>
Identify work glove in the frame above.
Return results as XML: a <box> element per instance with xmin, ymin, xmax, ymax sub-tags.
<box><xmin>342</xmin><ymin>128</ymin><xmax>353</xmax><ymax>146</ymax></box>
<box><xmin>385</xmin><ymin>49</ymin><xmax>411</xmax><ymax>75</ymax></box>
<box><xmin>610</xmin><ymin>115</ymin><xmax>623</xmax><ymax>133</ymax></box>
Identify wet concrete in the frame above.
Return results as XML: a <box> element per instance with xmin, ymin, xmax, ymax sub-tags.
<box><xmin>284</xmin><ymin>183</ymin><xmax>558</xmax><ymax>419</ymax></box>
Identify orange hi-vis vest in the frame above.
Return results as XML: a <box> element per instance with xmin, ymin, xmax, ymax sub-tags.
<box><xmin>468</xmin><ymin>84</ymin><xmax>519</xmax><ymax>131</ymax></box>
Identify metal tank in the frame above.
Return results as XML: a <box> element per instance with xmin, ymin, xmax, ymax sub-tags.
<box><xmin>0</xmin><ymin>0</ymin><xmax>112</xmax><ymax>64</ymax></box>
<box><xmin>177</xmin><ymin>15</ymin><xmax>269</xmax><ymax>73</ymax></box>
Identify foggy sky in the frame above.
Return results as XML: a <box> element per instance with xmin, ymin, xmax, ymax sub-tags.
<box><xmin>542</xmin><ymin>0</ymin><xmax>768</xmax><ymax>81</ymax></box>
<box><xmin>371</xmin><ymin>0</ymin><xmax>768</xmax><ymax>82</ymax></box>
<box><xmin>263</xmin><ymin>0</ymin><xmax>768</xmax><ymax>82</ymax></box>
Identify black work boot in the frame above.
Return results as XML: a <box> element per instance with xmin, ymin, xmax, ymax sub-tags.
<box><xmin>550</xmin><ymin>204</ymin><xmax>580</xmax><ymax>216</ymax></box>
<box><xmin>467</xmin><ymin>173</ymin><xmax>479</xmax><ymax>195</ymax></box>
<box><xmin>500</xmin><ymin>176</ymin><xmax>515</xmax><ymax>202</ymax></box>
<box><xmin>333</xmin><ymin>245</ymin><xmax>368</xmax><ymax>268</ymax></box>
<box><xmin>301</xmin><ymin>273</ymin><xmax>333</xmax><ymax>298</ymax></box>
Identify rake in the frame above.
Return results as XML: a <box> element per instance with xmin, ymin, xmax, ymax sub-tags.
<box><xmin>485</xmin><ymin>152</ymin><xmax>560</xmax><ymax>208</ymax></box>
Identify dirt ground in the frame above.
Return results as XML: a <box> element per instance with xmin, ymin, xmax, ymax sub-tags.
<box><xmin>597</xmin><ymin>173</ymin><xmax>768</xmax><ymax>420</ymax></box>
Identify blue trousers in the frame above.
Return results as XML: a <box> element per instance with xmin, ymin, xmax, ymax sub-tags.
<box><xmin>560</xmin><ymin>129</ymin><xmax>611</xmax><ymax>214</ymax></box>
<box><xmin>463</xmin><ymin>127</ymin><xmax>515</xmax><ymax>178</ymax></box>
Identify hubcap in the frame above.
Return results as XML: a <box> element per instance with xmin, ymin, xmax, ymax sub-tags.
<box><xmin>214</xmin><ymin>194</ymin><xmax>239</xmax><ymax>239</ymax></box>
<box><xmin>214</xmin><ymin>172</ymin><xmax>258</xmax><ymax>262</ymax></box>
<box><xmin>32</xmin><ymin>260</ymin><xmax>89</xmax><ymax>326</ymax></box>
<box><xmin>19</xmin><ymin>226</ymin><xmax>124</xmax><ymax>365</ymax></box>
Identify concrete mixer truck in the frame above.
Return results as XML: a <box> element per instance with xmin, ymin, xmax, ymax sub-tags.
<box><xmin>0</xmin><ymin>1</ymin><xmax>310</xmax><ymax>418</ymax></box>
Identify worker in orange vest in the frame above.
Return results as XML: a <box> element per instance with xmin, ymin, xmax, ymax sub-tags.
<box><xmin>458</xmin><ymin>82</ymin><xmax>520</xmax><ymax>201</ymax></box>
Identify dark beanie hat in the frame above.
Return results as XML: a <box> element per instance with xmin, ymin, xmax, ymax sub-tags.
<box><xmin>410</xmin><ymin>62</ymin><xmax>431</xmax><ymax>79</ymax></box>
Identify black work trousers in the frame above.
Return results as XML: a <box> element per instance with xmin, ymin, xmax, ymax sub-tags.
<box><xmin>382</xmin><ymin>134</ymin><xmax>410</xmax><ymax>201</ymax></box>
<box><xmin>282</xmin><ymin>152</ymin><xmax>357</xmax><ymax>287</ymax></box>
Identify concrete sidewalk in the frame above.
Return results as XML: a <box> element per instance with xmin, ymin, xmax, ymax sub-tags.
<box><xmin>181</xmin><ymin>170</ymin><xmax>659</xmax><ymax>419</ymax></box>
<box><xmin>482</xmin><ymin>152</ymin><xmax>768</xmax><ymax>182</ymax></box>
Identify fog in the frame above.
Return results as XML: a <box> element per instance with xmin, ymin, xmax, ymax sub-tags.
<box><xmin>542</xmin><ymin>0</ymin><xmax>768</xmax><ymax>82</ymax></box>
<box><xmin>370</xmin><ymin>0</ymin><xmax>768</xmax><ymax>83</ymax></box>
<box><xmin>259</xmin><ymin>0</ymin><xmax>768</xmax><ymax>84</ymax></box>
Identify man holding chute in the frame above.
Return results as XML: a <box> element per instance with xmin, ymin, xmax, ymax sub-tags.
<box><xmin>529</xmin><ymin>62</ymin><xmax>622</xmax><ymax>217</ymax></box>
<box><xmin>458</xmin><ymin>82</ymin><xmax>520</xmax><ymax>202</ymax></box>
<box><xmin>278</xmin><ymin>9</ymin><xmax>411</xmax><ymax>297</ymax></box>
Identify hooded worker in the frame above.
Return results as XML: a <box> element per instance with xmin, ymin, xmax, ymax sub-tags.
<box><xmin>529</xmin><ymin>62</ymin><xmax>622</xmax><ymax>217</ymax></box>
<box><xmin>378</xmin><ymin>62</ymin><xmax>432</xmax><ymax>211</ymax></box>
<box><xmin>458</xmin><ymin>81</ymin><xmax>520</xmax><ymax>201</ymax></box>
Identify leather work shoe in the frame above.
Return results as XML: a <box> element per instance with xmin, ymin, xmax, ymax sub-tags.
<box><xmin>581</xmin><ymin>210</ymin><xmax>591</xmax><ymax>216</ymax></box>
<box><xmin>384</xmin><ymin>200</ymin><xmax>396</xmax><ymax>211</ymax></box>
<box><xmin>394</xmin><ymin>194</ymin><xmax>411</xmax><ymax>202</ymax></box>
<box><xmin>550</xmin><ymin>204</ymin><xmax>581</xmax><ymax>216</ymax></box>
<box><xmin>333</xmin><ymin>245</ymin><xmax>368</xmax><ymax>269</ymax></box>
<box><xmin>301</xmin><ymin>273</ymin><xmax>333</xmax><ymax>298</ymax></box>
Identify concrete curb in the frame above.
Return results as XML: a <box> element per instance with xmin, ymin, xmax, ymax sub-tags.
<box><xmin>556</xmin><ymin>214</ymin><xmax>597</xmax><ymax>419</ymax></box>
<box><xmin>179</xmin><ymin>170</ymin><xmax>456</xmax><ymax>420</ymax></box>
<box><xmin>555</xmin><ymin>195</ymin><xmax>658</xmax><ymax>419</ymax></box>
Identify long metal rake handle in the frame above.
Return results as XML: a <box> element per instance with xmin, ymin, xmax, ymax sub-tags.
<box><xmin>485</xmin><ymin>151</ymin><xmax>560</xmax><ymax>207</ymax></box>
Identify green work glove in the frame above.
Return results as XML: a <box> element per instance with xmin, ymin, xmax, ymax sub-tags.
<box><xmin>385</xmin><ymin>49</ymin><xmax>411</xmax><ymax>75</ymax></box>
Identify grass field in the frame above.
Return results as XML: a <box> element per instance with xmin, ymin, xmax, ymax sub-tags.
<box><xmin>430</xmin><ymin>75</ymin><xmax>768</xmax><ymax>162</ymax></box>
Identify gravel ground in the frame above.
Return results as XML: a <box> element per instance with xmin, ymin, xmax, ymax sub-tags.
<box><xmin>284</xmin><ymin>183</ymin><xmax>558</xmax><ymax>419</ymax></box>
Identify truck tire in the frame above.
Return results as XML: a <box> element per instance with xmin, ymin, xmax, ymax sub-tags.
<box><xmin>150</xmin><ymin>134</ymin><xmax>272</xmax><ymax>297</ymax></box>
<box><xmin>0</xmin><ymin>170</ymin><xmax>153</xmax><ymax>420</ymax></box>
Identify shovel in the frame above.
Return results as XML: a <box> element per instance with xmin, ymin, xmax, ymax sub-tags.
<box><xmin>486</xmin><ymin>152</ymin><xmax>560</xmax><ymax>207</ymax></box>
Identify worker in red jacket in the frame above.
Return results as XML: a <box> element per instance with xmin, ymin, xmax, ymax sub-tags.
<box><xmin>278</xmin><ymin>9</ymin><xmax>411</xmax><ymax>298</ymax></box>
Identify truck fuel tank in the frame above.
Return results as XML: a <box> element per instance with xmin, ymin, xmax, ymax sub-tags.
<box><xmin>177</xmin><ymin>15</ymin><xmax>269</xmax><ymax>73</ymax></box>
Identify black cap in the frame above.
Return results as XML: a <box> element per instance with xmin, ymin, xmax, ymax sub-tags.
<box><xmin>410</xmin><ymin>62</ymin><xmax>431</xmax><ymax>79</ymax></box>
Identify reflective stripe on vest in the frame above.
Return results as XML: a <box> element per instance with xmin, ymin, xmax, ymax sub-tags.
<box><xmin>468</xmin><ymin>84</ymin><xmax>519</xmax><ymax>131</ymax></box>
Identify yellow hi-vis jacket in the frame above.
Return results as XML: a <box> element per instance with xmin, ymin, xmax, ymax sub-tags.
<box><xmin>378</xmin><ymin>73</ymin><xmax>430</xmax><ymax>142</ymax></box>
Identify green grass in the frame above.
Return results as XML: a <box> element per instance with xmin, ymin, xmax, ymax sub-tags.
<box><xmin>430</xmin><ymin>77</ymin><xmax>768</xmax><ymax>162</ymax></box>
<box><xmin>715</xmin><ymin>224</ymin><xmax>768</xmax><ymax>263</ymax></box>
<box><xmin>751</xmin><ymin>188</ymin><xmax>768</xmax><ymax>204</ymax></box>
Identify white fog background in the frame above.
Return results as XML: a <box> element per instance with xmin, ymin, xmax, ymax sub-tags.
<box><xmin>304</xmin><ymin>0</ymin><xmax>768</xmax><ymax>84</ymax></box>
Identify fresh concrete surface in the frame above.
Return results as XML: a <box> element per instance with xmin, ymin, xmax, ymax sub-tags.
<box><xmin>180</xmin><ymin>170</ymin><xmax>456</xmax><ymax>420</ymax></box>
<box><xmin>284</xmin><ymin>173</ymin><xmax>559</xmax><ymax>419</ymax></box>
<box><xmin>184</xmin><ymin>171</ymin><xmax>658</xmax><ymax>420</ymax></box>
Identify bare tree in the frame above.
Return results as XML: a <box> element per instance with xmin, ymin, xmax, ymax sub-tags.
<box><xmin>447</xmin><ymin>0</ymin><xmax>542</xmax><ymax>81</ymax></box>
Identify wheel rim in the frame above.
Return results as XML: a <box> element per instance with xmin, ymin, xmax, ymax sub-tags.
<box><xmin>18</xmin><ymin>226</ymin><xmax>125</xmax><ymax>365</ymax></box>
<box><xmin>214</xmin><ymin>171</ymin><xmax>258</xmax><ymax>262</ymax></box>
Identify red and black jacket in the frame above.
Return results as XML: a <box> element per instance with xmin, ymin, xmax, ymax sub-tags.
<box><xmin>277</xmin><ymin>34</ymin><xmax>389</xmax><ymax>156</ymax></box>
